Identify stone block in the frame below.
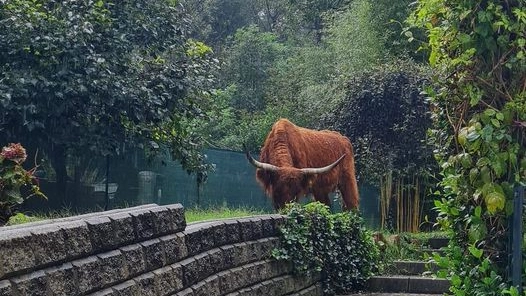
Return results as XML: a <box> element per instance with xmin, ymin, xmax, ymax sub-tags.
<box><xmin>120</xmin><ymin>244</ymin><xmax>146</xmax><ymax>277</ymax></box>
<box><xmin>228</xmin><ymin>266</ymin><xmax>251</xmax><ymax>291</ymax></box>
<box><xmin>180</xmin><ymin>253</ymin><xmax>212</xmax><ymax>289</ymax></box>
<box><xmin>180</xmin><ymin>257</ymin><xmax>199</xmax><ymax>287</ymax></box>
<box><xmin>134</xmin><ymin>272</ymin><xmax>156</xmax><ymax>296</ymax></box>
<box><xmin>242</xmin><ymin>261</ymin><xmax>272</xmax><ymax>284</ymax></box>
<box><xmin>184</xmin><ymin>226</ymin><xmax>215</xmax><ymax>256</ymax></box>
<box><xmin>216</xmin><ymin>270</ymin><xmax>234</xmax><ymax>294</ymax></box>
<box><xmin>219</xmin><ymin>245</ymin><xmax>236</xmax><ymax>268</ymax></box>
<box><xmin>193</xmin><ymin>253</ymin><xmax>212</xmax><ymax>281</ymax></box>
<box><xmin>176</xmin><ymin>287</ymin><xmax>195</xmax><ymax>296</ymax></box>
<box><xmin>10</xmin><ymin>270</ymin><xmax>47</xmax><ymax>296</ymax></box>
<box><xmin>30</xmin><ymin>224</ymin><xmax>67</xmax><ymax>267</ymax></box>
<box><xmin>97</xmin><ymin>250</ymin><xmax>127</xmax><ymax>287</ymax></box>
<box><xmin>152</xmin><ymin>266</ymin><xmax>178</xmax><ymax>295</ymax></box>
<box><xmin>111</xmin><ymin>280</ymin><xmax>139</xmax><ymax>296</ymax></box>
<box><xmin>0</xmin><ymin>229</ymin><xmax>36</xmax><ymax>277</ymax></box>
<box><xmin>165</xmin><ymin>204</ymin><xmax>186</xmax><ymax>232</ymax></box>
<box><xmin>222</xmin><ymin>220</ymin><xmax>242</xmax><ymax>244</ymax></box>
<box><xmin>192</xmin><ymin>275</ymin><xmax>221</xmax><ymax>296</ymax></box>
<box><xmin>169</xmin><ymin>263</ymin><xmax>184</xmax><ymax>291</ymax></box>
<box><xmin>141</xmin><ymin>238</ymin><xmax>166</xmax><ymax>271</ymax></box>
<box><xmin>231</xmin><ymin>242</ymin><xmax>254</xmax><ymax>266</ymax></box>
<box><xmin>60</xmin><ymin>220</ymin><xmax>93</xmax><ymax>259</ymax></box>
<box><xmin>256</xmin><ymin>237</ymin><xmax>279</xmax><ymax>260</ymax></box>
<box><xmin>130</xmin><ymin>209</ymin><xmax>156</xmax><ymax>241</ymax></box>
<box><xmin>45</xmin><ymin>263</ymin><xmax>79</xmax><ymax>296</ymax></box>
<box><xmin>107</xmin><ymin>212</ymin><xmax>136</xmax><ymax>246</ymax></box>
<box><xmin>209</xmin><ymin>221</ymin><xmax>229</xmax><ymax>246</ymax></box>
<box><xmin>150</xmin><ymin>205</ymin><xmax>185</xmax><ymax>236</ymax></box>
<box><xmin>72</xmin><ymin>256</ymin><xmax>105</xmax><ymax>294</ymax></box>
<box><xmin>238</xmin><ymin>218</ymin><xmax>263</xmax><ymax>242</ymax></box>
<box><xmin>86</xmin><ymin>216</ymin><xmax>119</xmax><ymax>252</ymax></box>
<box><xmin>161</xmin><ymin>233</ymin><xmax>188</xmax><ymax>264</ymax></box>
<box><xmin>0</xmin><ymin>280</ymin><xmax>13</xmax><ymax>296</ymax></box>
<box><xmin>260</xmin><ymin>215</ymin><xmax>278</xmax><ymax>236</ymax></box>
<box><xmin>206</xmin><ymin>248</ymin><xmax>225</xmax><ymax>274</ymax></box>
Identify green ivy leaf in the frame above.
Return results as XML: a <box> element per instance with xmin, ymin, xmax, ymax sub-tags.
<box><xmin>468</xmin><ymin>245</ymin><xmax>483</xmax><ymax>259</ymax></box>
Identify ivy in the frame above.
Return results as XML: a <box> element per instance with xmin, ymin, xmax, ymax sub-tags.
<box><xmin>272</xmin><ymin>202</ymin><xmax>379</xmax><ymax>295</ymax></box>
<box><xmin>407</xmin><ymin>0</ymin><xmax>526</xmax><ymax>295</ymax></box>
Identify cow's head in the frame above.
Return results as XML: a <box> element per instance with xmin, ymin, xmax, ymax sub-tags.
<box><xmin>245</xmin><ymin>150</ymin><xmax>345</xmax><ymax>209</ymax></box>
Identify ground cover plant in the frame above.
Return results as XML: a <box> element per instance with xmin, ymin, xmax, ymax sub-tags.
<box><xmin>272</xmin><ymin>202</ymin><xmax>379</xmax><ymax>295</ymax></box>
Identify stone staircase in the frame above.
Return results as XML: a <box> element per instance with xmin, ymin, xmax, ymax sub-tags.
<box><xmin>343</xmin><ymin>237</ymin><xmax>450</xmax><ymax>296</ymax></box>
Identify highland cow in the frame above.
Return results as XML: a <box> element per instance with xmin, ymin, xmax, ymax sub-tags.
<box><xmin>245</xmin><ymin>118</ymin><xmax>359</xmax><ymax>211</ymax></box>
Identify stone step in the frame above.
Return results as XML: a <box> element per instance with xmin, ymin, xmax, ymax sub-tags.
<box><xmin>366</xmin><ymin>275</ymin><xmax>450</xmax><ymax>295</ymax></box>
<box><xmin>392</xmin><ymin>260</ymin><xmax>439</xmax><ymax>276</ymax></box>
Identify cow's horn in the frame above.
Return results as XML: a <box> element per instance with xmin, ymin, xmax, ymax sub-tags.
<box><xmin>300</xmin><ymin>154</ymin><xmax>346</xmax><ymax>175</ymax></box>
<box><xmin>244</xmin><ymin>147</ymin><xmax>280</xmax><ymax>172</ymax></box>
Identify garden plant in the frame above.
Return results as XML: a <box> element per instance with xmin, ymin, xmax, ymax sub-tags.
<box><xmin>272</xmin><ymin>202</ymin><xmax>379</xmax><ymax>295</ymax></box>
<box><xmin>0</xmin><ymin>143</ymin><xmax>45</xmax><ymax>225</ymax></box>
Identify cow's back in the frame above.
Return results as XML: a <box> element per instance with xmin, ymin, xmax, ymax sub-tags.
<box><xmin>260</xmin><ymin>119</ymin><xmax>352</xmax><ymax>168</ymax></box>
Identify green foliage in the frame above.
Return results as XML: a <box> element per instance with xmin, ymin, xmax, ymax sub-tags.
<box><xmin>273</xmin><ymin>202</ymin><xmax>379</xmax><ymax>295</ymax></box>
<box><xmin>6</xmin><ymin>212</ymin><xmax>42</xmax><ymax>226</ymax></box>
<box><xmin>322</xmin><ymin>59</ymin><xmax>435</xmax><ymax>184</ymax></box>
<box><xmin>0</xmin><ymin>143</ymin><xmax>45</xmax><ymax>225</ymax></box>
<box><xmin>222</xmin><ymin>25</ymin><xmax>287</xmax><ymax>112</ymax></box>
<box><xmin>407</xmin><ymin>0</ymin><xmax>526</xmax><ymax>295</ymax></box>
<box><xmin>0</xmin><ymin>0</ymin><xmax>217</xmax><ymax>190</ymax></box>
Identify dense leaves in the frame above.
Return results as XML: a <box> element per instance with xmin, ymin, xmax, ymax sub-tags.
<box><xmin>273</xmin><ymin>202</ymin><xmax>379</xmax><ymax>295</ymax></box>
<box><xmin>322</xmin><ymin>59</ymin><xmax>435</xmax><ymax>184</ymax></box>
<box><xmin>0</xmin><ymin>0</ymin><xmax>217</xmax><ymax>198</ymax></box>
<box><xmin>407</xmin><ymin>0</ymin><xmax>526</xmax><ymax>294</ymax></box>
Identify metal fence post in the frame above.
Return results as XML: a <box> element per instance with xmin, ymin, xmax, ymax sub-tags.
<box><xmin>511</xmin><ymin>185</ymin><xmax>524</xmax><ymax>293</ymax></box>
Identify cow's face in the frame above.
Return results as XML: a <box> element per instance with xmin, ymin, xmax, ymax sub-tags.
<box><xmin>268</xmin><ymin>168</ymin><xmax>314</xmax><ymax>209</ymax></box>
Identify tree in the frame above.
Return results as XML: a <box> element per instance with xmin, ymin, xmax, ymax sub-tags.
<box><xmin>321</xmin><ymin>59</ymin><xmax>436</xmax><ymax>232</ymax></box>
<box><xmin>222</xmin><ymin>25</ymin><xmax>286</xmax><ymax>112</ymax></box>
<box><xmin>0</xmin><ymin>0</ymin><xmax>216</xmax><ymax>202</ymax></box>
<box><xmin>408</xmin><ymin>0</ymin><xmax>526</xmax><ymax>294</ymax></box>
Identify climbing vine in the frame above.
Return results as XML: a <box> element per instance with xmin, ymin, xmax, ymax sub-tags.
<box><xmin>407</xmin><ymin>0</ymin><xmax>526</xmax><ymax>295</ymax></box>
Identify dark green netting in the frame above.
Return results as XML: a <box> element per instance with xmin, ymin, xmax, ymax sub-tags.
<box><xmin>21</xmin><ymin>148</ymin><xmax>380</xmax><ymax>227</ymax></box>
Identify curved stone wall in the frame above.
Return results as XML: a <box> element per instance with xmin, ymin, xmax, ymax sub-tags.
<box><xmin>0</xmin><ymin>204</ymin><xmax>321</xmax><ymax>296</ymax></box>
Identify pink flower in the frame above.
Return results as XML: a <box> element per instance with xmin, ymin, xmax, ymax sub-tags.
<box><xmin>1</xmin><ymin>143</ymin><xmax>27</xmax><ymax>164</ymax></box>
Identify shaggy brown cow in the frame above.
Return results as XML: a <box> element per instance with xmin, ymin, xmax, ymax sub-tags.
<box><xmin>245</xmin><ymin>118</ymin><xmax>359</xmax><ymax>211</ymax></box>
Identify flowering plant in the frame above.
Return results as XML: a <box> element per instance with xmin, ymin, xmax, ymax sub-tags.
<box><xmin>0</xmin><ymin>143</ymin><xmax>46</xmax><ymax>225</ymax></box>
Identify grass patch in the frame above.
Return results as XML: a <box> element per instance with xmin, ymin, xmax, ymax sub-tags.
<box><xmin>4</xmin><ymin>206</ymin><xmax>272</xmax><ymax>226</ymax></box>
<box><xmin>185</xmin><ymin>206</ymin><xmax>271</xmax><ymax>223</ymax></box>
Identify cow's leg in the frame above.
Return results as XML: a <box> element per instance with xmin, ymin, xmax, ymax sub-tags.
<box><xmin>339</xmin><ymin>172</ymin><xmax>359</xmax><ymax>210</ymax></box>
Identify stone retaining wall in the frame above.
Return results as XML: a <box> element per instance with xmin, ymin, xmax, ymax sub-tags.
<box><xmin>0</xmin><ymin>204</ymin><xmax>322</xmax><ymax>296</ymax></box>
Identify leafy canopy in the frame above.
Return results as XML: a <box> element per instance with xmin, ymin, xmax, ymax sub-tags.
<box><xmin>0</xmin><ymin>0</ymin><xmax>216</xmax><ymax>175</ymax></box>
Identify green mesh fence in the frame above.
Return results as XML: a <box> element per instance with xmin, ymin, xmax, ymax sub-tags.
<box><xmin>21</xmin><ymin>148</ymin><xmax>380</xmax><ymax>227</ymax></box>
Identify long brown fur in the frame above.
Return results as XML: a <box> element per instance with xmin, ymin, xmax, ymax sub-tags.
<box><xmin>255</xmin><ymin>118</ymin><xmax>359</xmax><ymax>210</ymax></box>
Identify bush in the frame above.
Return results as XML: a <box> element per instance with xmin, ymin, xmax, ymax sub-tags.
<box><xmin>272</xmin><ymin>202</ymin><xmax>379</xmax><ymax>295</ymax></box>
<box><xmin>0</xmin><ymin>143</ymin><xmax>46</xmax><ymax>225</ymax></box>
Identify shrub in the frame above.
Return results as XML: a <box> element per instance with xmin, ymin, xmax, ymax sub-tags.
<box><xmin>272</xmin><ymin>202</ymin><xmax>379</xmax><ymax>295</ymax></box>
<box><xmin>0</xmin><ymin>143</ymin><xmax>46</xmax><ymax>225</ymax></box>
